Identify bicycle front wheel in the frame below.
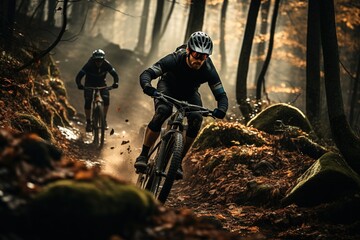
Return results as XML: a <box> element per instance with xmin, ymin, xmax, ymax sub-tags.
<box><xmin>92</xmin><ymin>104</ymin><xmax>105</xmax><ymax>148</ymax></box>
<box><xmin>150</xmin><ymin>131</ymin><xmax>183</xmax><ymax>204</ymax></box>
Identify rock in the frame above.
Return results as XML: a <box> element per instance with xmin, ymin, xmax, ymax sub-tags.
<box><xmin>246</xmin><ymin>103</ymin><xmax>313</xmax><ymax>135</ymax></box>
<box><xmin>282</xmin><ymin>152</ymin><xmax>360</xmax><ymax>207</ymax></box>
<box><xmin>193</xmin><ymin>122</ymin><xmax>269</xmax><ymax>151</ymax></box>
<box><xmin>26</xmin><ymin>175</ymin><xmax>157</xmax><ymax>239</ymax></box>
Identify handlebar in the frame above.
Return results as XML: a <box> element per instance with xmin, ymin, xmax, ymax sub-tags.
<box><xmin>153</xmin><ymin>92</ymin><xmax>214</xmax><ymax>117</ymax></box>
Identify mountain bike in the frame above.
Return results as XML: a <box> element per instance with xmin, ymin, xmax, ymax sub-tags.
<box><xmin>136</xmin><ymin>92</ymin><xmax>214</xmax><ymax>203</ymax></box>
<box><xmin>84</xmin><ymin>86</ymin><xmax>113</xmax><ymax>149</ymax></box>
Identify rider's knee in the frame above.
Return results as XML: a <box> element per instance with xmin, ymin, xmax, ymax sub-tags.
<box><xmin>187</xmin><ymin>114</ymin><xmax>203</xmax><ymax>138</ymax></box>
<box><xmin>148</xmin><ymin>105</ymin><xmax>171</xmax><ymax>132</ymax></box>
<box><xmin>84</xmin><ymin>100</ymin><xmax>92</xmax><ymax>109</ymax></box>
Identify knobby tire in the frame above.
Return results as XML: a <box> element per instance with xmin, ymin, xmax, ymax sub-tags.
<box><xmin>150</xmin><ymin>131</ymin><xmax>183</xmax><ymax>203</ymax></box>
<box><xmin>136</xmin><ymin>140</ymin><xmax>162</xmax><ymax>191</ymax></box>
<box><xmin>92</xmin><ymin>103</ymin><xmax>105</xmax><ymax>148</ymax></box>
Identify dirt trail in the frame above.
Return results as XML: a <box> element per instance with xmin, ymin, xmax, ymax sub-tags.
<box><xmin>54</xmin><ymin>36</ymin><xmax>152</xmax><ymax>184</ymax></box>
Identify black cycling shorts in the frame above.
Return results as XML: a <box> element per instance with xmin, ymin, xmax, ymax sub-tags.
<box><xmin>148</xmin><ymin>91</ymin><xmax>203</xmax><ymax>138</ymax></box>
<box><xmin>84</xmin><ymin>88</ymin><xmax>110</xmax><ymax>109</ymax></box>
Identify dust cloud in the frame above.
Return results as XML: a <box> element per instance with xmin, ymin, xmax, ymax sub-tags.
<box><xmin>54</xmin><ymin>33</ymin><xmax>154</xmax><ymax>184</ymax></box>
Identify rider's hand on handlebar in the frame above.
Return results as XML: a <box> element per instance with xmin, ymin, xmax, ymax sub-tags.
<box><xmin>143</xmin><ymin>86</ymin><xmax>158</xmax><ymax>97</ymax></box>
<box><xmin>112</xmin><ymin>83</ymin><xmax>119</xmax><ymax>89</ymax></box>
<box><xmin>212</xmin><ymin>108</ymin><xmax>226</xmax><ymax>119</ymax></box>
<box><xmin>77</xmin><ymin>84</ymin><xmax>84</xmax><ymax>90</ymax></box>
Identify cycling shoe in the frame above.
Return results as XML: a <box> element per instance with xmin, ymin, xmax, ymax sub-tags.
<box><xmin>134</xmin><ymin>156</ymin><xmax>148</xmax><ymax>173</ymax></box>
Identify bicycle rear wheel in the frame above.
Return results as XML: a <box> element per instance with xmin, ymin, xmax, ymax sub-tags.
<box><xmin>92</xmin><ymin>104</ymin><xmax>105</xmax><ymax>148</ymax></box>
<box><xmin>150</xmin><ymin>131</ymin><xmax>183</xmax><ymax>203</ymax></box>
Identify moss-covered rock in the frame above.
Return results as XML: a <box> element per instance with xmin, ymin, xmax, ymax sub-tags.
<box><xmin>282</xmin><ymin>152</ymin><xmax>360</xmax><ymax>207</ymax></box>
<box><xmin>246</xmin><ymin>103</ymin><xmax>313</xmax><ymax>134</ymax></box>
<box><xmin>26</xmin><ymin>176</ymin><xmax>157</xmax><ymax>239</ymax></box>
<box><xmin>10</xmin><ymin>113</ymin><xmax>54</xmax><ymax>142</ymax></box>
<box><xmin>193</xmin><ymin>122</ymin><xmax>269</xmax><ymax>151</ymax></box>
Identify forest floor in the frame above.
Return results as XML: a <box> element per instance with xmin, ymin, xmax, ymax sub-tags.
<box><xmin>65</xmin><ymin>125</ymin><xmax>360</xmax><ymax>240</ymax></box>
<box><xmin>1</xmin><ymin>26</ymin><xmax>360</xmax><ymax>240</ymax></box>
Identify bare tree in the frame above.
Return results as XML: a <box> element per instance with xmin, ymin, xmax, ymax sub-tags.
<box><xmin>219</xmin><ymin>0</ymin><xmax>228</xmax><ymax>76</ymax></box>
<box><xmin>319</xmin><ymin>0</ymin><xmax>360</xmax><ymax>173</ymax></box>
<box><xmin>306</xmin><ymin>0</ymin><xmax>321</xmax><ymax>129</ymax></box>
<box><xmin>135</xmin><ymin>0</ymin><xmax>151</xmax><ymax>55</ymax></box>
<box><xmin>16</xmin><ymin>0</ymin><xmax>69</xmax><ymax>72</ymax></box>
<box><xmin>349</xmin><ymin>55</ymin><xmax>360</xmax><ymax>128</ymax></box>
<box><xmin>146</xmin><ymin>0</ymin><xmax>165</xmax><ymax>63</ymax></box>
<box><xmin>159</xmin><ymin>0</ymin><xmax>176</xmax><ymax>40</ymax></box>
<box><xmin>254</xmin><ymin>0</ymin><xmax>270</xmax><ymax>87</ymax></box>
<box><xmin>255</xmin><ymin>0</ymin><xmax>280</xmax><ymax>101</ymax></box>
<box><xmin>235</xmin><ymin>0</ymin><xmax>261</xmax><ymax>122</ymax></box>
<box><xmin>184</xmin><ymin>0</ymin><xmax>206</xmax><ymax>42</ymax></box>
<box><xmin>47</xmin><ymin>0</ymin><xmax>57</xmax><ymax>26</ymax></box>
<box><xmin>0</xmin><ymin>0</ymin><xmax>16</xmax><ymax>49</ymax></box>
<box><xmin>17</xmin><ymin>0</ymin><xmax>30</xmax><ymax>15</ymax></box>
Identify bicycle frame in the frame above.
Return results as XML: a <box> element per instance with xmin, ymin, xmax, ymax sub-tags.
<box><xmin>84</xmin><ymin>86</ymin><xmax>112</xmax><ymax>148</ymax></box>
<box><xmin>136</xmin><ymin>92</ymin><xmax>213</xmax><ymax>203</ymax></box>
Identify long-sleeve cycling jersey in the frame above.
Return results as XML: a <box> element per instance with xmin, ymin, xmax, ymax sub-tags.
<box><xmin>139</xmin><ymin>50</ymin><xmax>228</xmax><ymax>113</ymax></box>
<box><xmin>75</xmin><ymin>59</ymin><xmax>119</xmax><ymax>87</ymax></box>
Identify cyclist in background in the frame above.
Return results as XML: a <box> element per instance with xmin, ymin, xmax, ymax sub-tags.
<box><xmin>75</xmin><ymin>49</ymin><xmax>119</xmax><ymax>132</ymax></box>
<box><xmin>134</xmin><ymin>31</ymin><xmax>228</xmax><ymax>179</ymax></box>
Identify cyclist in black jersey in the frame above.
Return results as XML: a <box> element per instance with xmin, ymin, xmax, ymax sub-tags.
<box><xmin>75</xmin><ymin>49</ymin><xmax>119</xmax><ymax>132</ymax></box>
<box><xmin>134</xmin><ymin>31</ymin><xmax>228</xmax><ymax>179</ymax></box>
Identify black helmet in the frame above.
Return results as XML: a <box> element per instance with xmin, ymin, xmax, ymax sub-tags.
<box><xmin>187</xmin><ymin>31</ymin><xmax>213</xmax><ymax>55</ymax></box>
<box><xmin>92</xmin><ymin>49</ymin><xmax>105</xmax><ymax>59</ymax></box>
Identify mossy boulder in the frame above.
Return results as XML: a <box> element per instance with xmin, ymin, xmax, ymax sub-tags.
<box><xmin>26</xmin><ymin>176</ymin><xmax>157</xmax><ymax>239</ymax></box>
<box><xmin>282</xmin><ymin>152</ymin><xmax>360</xmax><ymax>207</ymax></box>
<box><xmin>10</xmin><ymin>113</ymin><xmax>54</xmax><ymax>142</ymax></box>
<box><xmin>193</xmin><ymin>122</ymin><xmax>269</xmax><ymax>151</ymax></box>
<box><xmin>246</xmin><ymin>103</ymin><xmax>313</xmax><ymax>134</ymax></box>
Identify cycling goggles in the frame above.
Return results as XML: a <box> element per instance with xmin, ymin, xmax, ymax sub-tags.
<box><xmin>190</xmin><ymin>51</ymin><xmax>208</xmax><ymax>61</ymax></box>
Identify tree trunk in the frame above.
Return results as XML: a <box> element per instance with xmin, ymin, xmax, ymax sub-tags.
<box><xmin>17</xmin><ymin>0</ymin><xmax>30</xmax><ymax>15</ymax></box>
<box><xmin>16</xmin><ymin>0</ymin><xmax>69</xmax><ymax>72</ymax></box>
<box><xmin>47</xmin><ymin>0</ymin><xmax>57</xmax><ymax>26</ymax></box>
<box><xmin>159</xmin><ymin>0</ymin><xmax>175</xmax><ymax>40</ymax></box>
<box><xmin>349</xmin><ymin>55</ymin><xmax>360</xmax><ymax>127</ymax></box>
<box><xmin>235</xmin><ymin>0</ymin><xmax>261</xmax><ymax>123</ymax></box>
<box><xmin>32</xmin><ymin>0</ymin><xmax>46</xmax><ymax>25</ymax></box>
<box><xmin>135</xmin><ymin>0</ymin><xmax>151</xmax><ymax>55</ymax></box>
<box><xmin>184</xmin><ymin>0</ymin><xmax>206</xmax><ymax>42</ymax></box>
<box><xmin>219</xmin><ymin>0</ymin><xmax>228</xmax><ymax>76</ymax></box>
<box><xmin>69</xmin><ymin>0</ymin><xmax>87</xmax><ymax>32</ymax></box>
<box><xmin>255</xmin><ymin>0</ymin><xmax>280</xmax><ymax>101</ymax></box>
<box><xmin>254</xmin><ymin>0</ymin><xmax>270</xmax><ymax>88</ymax></box>
<box><xmin>319</xmin><ymin>0</ymin><xmax>360</xmax><ymax>173</ymax></box>
<box><xmin>306</xmin><ymin>0</ymin><xmax>321</xmax><ymax>128</ymax></box>
<box><xmin>146</xmin><ymin>0</ymin><xmax>165</xmax><ymax>63</ymax></box>
<box><xmin>1</xmin><ymin>0</ymin><xmax>16</xmax><ymax>50</ymax></box>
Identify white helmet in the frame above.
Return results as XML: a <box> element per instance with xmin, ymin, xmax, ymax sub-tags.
<box><xmin>187</xmin><ymin>31</ymin><xmax>213</xmax><ymax>55</ymax></box>
<box><xmin>92</xmin><ymin>49</ymin><xmax>105</xmax><ymax>59</ymax></box>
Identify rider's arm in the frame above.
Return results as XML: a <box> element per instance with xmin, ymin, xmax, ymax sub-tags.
<box><xmin>105</xmin><ymin>61</ymin><xmax>119</xmax><ymax>85</ymax></box>
<box><xmin>139</xmin><ymin>53</ymin><xmax>177</xmax><ymax>89</ymax></box>
<box><xmin>211</xmin><ymin>83</ymin><xmax>228</xmax><ymax>113</ymax></box>
<box><xmin>139</xmin><ymin>67</ymin><xmax>157</xmax><ymax>89</ymax></box>
<box><xmin>207</xmin><ymin>65</ymin><xmax>229</xmax><ymax>114</ymax></box>
<box><xmin>109</xmin><ymin>67</ymin><xmax>119</xmax><ymax>84</ymax></box>
<box><xmin>75</xmin><ymin>69</ymin><xmax>86</xmax><ymax>86</ymax></box>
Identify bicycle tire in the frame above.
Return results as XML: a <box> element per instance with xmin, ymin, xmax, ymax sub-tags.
<box><xmin>136</xmin><ymin>141</ymin><xmax>161</xmax><ymax>190</ymax></box>
<box><xmin>92</xmin><ymin>103</ymin><xmax>105</xmax><ymax>148</ymax></box>
<box><xmin>150</xmin><ymin>131</ymin><xmax>183</xmax><ymax>203</ymax></box>
<box><xmin>136</xmin><ymin>161</ymin><xmax>154</xmax><ymax>190</ymax></box>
